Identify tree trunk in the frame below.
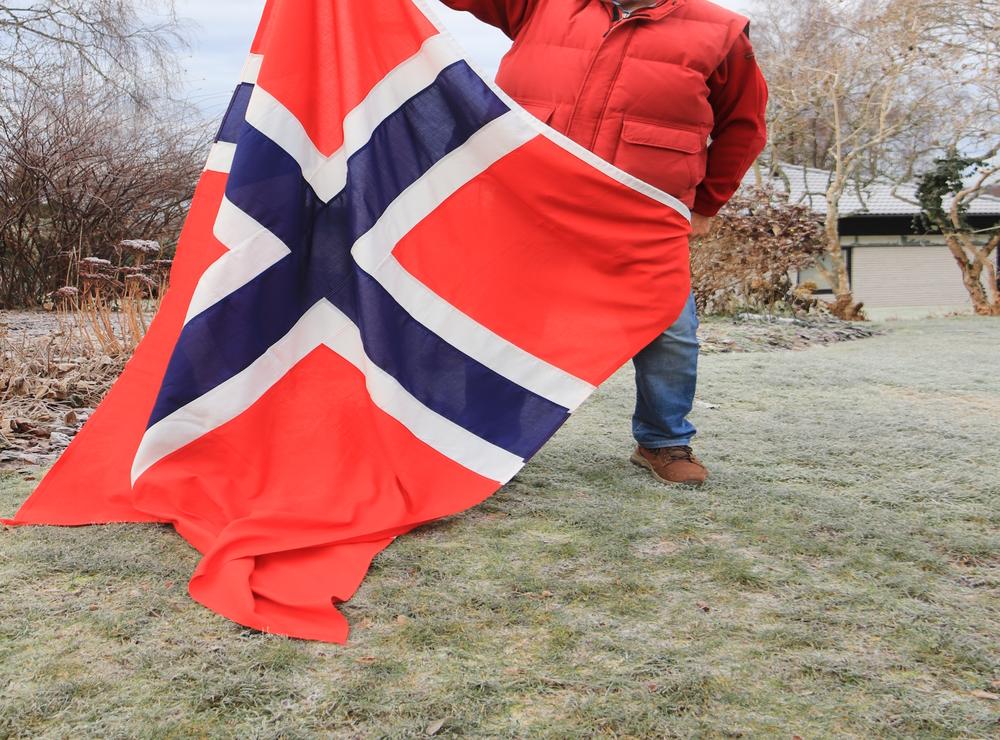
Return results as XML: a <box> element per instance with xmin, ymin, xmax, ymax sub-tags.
<box><xmin>944</xmin><ymin>232</ymin><xmax>1000</xmax><ymax>316</ymax></box>
<box><xmin>823</xmin><ymin>189</ymin><xmax>866</xmax><ymax>320</ymax></box>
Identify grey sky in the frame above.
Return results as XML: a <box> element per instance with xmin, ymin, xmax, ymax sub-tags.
<box><xmin>174</xmin><ymin>1</ymin><xmax>748</xmax><ymax>116</ymax></box>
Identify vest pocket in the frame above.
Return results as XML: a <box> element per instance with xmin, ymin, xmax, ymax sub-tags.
<box><xmin>616</xmin><ymin>119</ymin><xmax>706</xmax><ymax>198</ymax></box>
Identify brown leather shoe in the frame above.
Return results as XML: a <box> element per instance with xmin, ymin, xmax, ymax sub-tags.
<box><xmin>630</xmin><ymin>445</ymin><xmax>709</xmax><ymax>486</ymax></box>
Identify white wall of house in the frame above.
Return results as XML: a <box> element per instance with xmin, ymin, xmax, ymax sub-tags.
<box><xmin>846</xmin><ymin>235</ymin><xmax>988</xmax><ymax>318</ymax></box>
<box><xmin>799</xmin><ymin>234</ymin><xmax>994</xmax><ymax>319</ymax></box>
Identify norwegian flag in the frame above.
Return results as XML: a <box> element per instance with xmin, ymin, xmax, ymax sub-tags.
<box><xmin>5</xmin><ymin>0</ymin><xmax>691</xmax><ymax>642</ymax></box>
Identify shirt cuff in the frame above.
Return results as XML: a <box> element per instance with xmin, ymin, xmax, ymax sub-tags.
<box><xmin>692</xmin><ymin>190</ymin><xmax>724</xmax><ymax>218</ymax></box>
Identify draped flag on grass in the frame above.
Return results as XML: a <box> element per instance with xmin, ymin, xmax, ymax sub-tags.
<box><xmin>3</xmin><ymin>0</ymin><xmax>692</xmax><ymax>642</ymax></box>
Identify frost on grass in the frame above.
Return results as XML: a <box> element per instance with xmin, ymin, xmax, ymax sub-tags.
<box><xmin>1</xmin><ymin>317</ymin><xmax>998</xmax><ymax>738</ymax></box>
<box><xmin>0</xmin><ymin>309</ymin><xmax>877</xmax><ymax>471</ymax></box>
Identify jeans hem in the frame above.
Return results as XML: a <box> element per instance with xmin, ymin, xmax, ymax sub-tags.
<box><xmin>634</xmin><ymin>437</ymin><xmax>694</xmax><ymax>450</ymax></box>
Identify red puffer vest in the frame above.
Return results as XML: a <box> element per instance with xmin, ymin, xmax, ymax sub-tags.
<box><xmin>486</xmin><ymin>0</ymin><xmax>749</xmax><ymax>208</ymax></box>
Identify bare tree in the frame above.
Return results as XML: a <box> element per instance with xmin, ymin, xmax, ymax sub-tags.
<box><xmin>754</xmin><ymin>0</ymin><xmax>964</xmax><ymax>318</ymax></box>
<box><xmin>909</xmin><ymin>1</ymin><xmax>1000</xmax><ymax>314</ymax></box>
<box><xmin>0</xmin><ymin>0</ymin><xmax>182</xmax><ymax>102</ymax></box>
<box><xmin>915</xmin><ymin>150</ymin><xmax>1000</xmax><ymax>315</ymax></box>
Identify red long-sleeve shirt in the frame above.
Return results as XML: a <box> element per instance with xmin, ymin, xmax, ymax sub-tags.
<box><xmin>698</xmin><ymin>31</ymin><xmax>769</xmax><ymax>216</ymax></box>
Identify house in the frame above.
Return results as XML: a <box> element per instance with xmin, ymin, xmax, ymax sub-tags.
<box><xmin>741</xmin><ymin>164</ymin><xmax>1000</xmax><ymax>318</ymax></box>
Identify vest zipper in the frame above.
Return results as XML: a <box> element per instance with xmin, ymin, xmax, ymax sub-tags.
<box><xmin>562</xmin><ymin>1</ymin><xmax>690</xmax><ymax>142</ymax></box>
<box><xmin>569</xmin><ymin>5</ymin><xmax>652</xmax><ymax>144</ymax></box>
<box><xmin>588</xmin><ymin>24</ymin><xmax>636</xmax><ymax>151</ymax></box>
<box><xmin>604</xmin><ymin>6</ymin><xmax>633</xmax><ymax>37</ymax></box>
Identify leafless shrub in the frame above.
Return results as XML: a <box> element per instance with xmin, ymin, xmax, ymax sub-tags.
<box><xmin>692</xmin><ymin>186</ymin><xmax>829</xmax><ymax>316</ymax></box>
<box><xmin>0</xmin><ymin>0</ymin><xmax>205</xmax><ymax>309</ymax></box>
<box><xmin>0</xmin><ymin>71</ymin><xmax>205</xmax><ymax>308</ymax></box>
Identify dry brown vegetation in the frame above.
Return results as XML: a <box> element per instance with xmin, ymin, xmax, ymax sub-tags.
<box><xmin>0</xmin><ymin>318</ymin><xmax>119</xmax><ymax>468</ymax></box>
<box><xmin>0</xmin><ymin>76</ymin><xmax>204</xmax><ymax>308</ymax></box>
<box><xmin>691</xmin><ymin>185</ymin><xmax>829</xmax><ymax>317</ymax></box>
<box><xmin>0</xmin><ymin>242</ymin><xmax>167</xmax><ymax>467</ymax></box>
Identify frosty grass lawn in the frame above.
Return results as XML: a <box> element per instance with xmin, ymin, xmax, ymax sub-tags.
<box><xmin>1</xmin><ymin>316</ymin><xmax>998</xmax><ymax>738</ymax></box>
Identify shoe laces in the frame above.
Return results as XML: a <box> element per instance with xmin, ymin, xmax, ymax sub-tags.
<box><xmin>653</xmin><ymin>446</ymin><xmax>696</xmax><ymax>462</ymax></box>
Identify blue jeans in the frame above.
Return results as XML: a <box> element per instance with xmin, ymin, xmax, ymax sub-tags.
<box><xmin>632</xmin><ymin>294</ymin><xmax>699</xmax><ymax>449</ymax></box>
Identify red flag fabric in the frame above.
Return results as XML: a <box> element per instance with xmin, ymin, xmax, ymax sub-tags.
<box><xmin>4</xmin><ymin>0</ymin><xmax>691</xmax><ymax>642</ymax></box>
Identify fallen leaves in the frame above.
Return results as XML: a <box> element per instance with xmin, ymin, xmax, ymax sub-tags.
<box><xmin>1</xmin><ymin>315</ymin><xmax>116</xmax><ymax>468</ymax></box>
<box><xmin>6</xmin><ymin>418</ymin><xmax>47</xmax><ymax>437</ymax></box>
<box><xmin>425</xmin><ymin>718</ymin><xmax>446</xmax><ymax>736</ymax></box>
<box><xmin>698</xmin><ymin>315</ymin><xmax>880</xmax><ymax>355</ymax></box>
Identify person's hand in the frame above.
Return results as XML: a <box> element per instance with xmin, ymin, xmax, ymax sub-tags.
<box><xmin>690</xmin><ymin>213</ymin><xmax>715</xmax><ymax>238</ymax></box>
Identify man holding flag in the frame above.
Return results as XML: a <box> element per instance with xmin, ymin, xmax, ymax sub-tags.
<box><xmin>443</xmin><ymin>0</ymin><xmax>769</xmax><ymax>485</ymax></box>
<box><xmin>7</xmin><ymin>0</ymin><xmax>762</xmax><ymax>641</ymax></box>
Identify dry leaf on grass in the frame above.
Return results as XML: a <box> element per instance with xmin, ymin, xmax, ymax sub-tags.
<box><xmin>425</xmin><ymin>718</ymin><xmax>446</xmax><ymax>736</ymax></box>
<box><xmin>970</xmin><ymin>690</ymin><xmax>999</xmax><ymax>701</ymax></box>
